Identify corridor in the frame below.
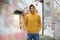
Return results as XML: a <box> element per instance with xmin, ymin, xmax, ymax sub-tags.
<box><xmin>0</xmin><ymin>0</ymin><xmax>60</xmax><ymax>40</ymax></box>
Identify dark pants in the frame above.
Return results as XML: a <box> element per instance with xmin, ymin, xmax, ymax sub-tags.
<box><xmin>27</xmin><ymin>33</ymin><xmax>39</xmax><ymax>40</ymax></box>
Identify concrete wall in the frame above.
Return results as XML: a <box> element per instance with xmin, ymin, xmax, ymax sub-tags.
<box><xmin>44</xmin><ymin>0</ymin><xmax>54</xmax><ymax>38</ymax></box>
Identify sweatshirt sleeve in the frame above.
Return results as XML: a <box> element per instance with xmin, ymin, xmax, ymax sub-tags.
<box><xmin>24</xmin><ymin>16</ymin><xmax>28</xmax><ymax>30</ymax></box>
<box><xmin>37</xmin><ymin>15</ymin><xmax>42</xmax><ymax>32</ymax></box>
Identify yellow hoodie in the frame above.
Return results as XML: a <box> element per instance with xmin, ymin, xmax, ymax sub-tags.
<box><xmin>24</xmin><ymin>6</ymin><xmax>42</xmax><ymax>34</ymax></box>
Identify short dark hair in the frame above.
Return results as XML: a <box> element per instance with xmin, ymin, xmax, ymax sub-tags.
<box><xmin>14</xmin><ymin>10</ymin><xmax>22</xmax><ymax>14</ymax></box>
<box><xmin>29</xmin><ymin>4</ymin><xmax>35</xmax><ymax>9</ymax></box>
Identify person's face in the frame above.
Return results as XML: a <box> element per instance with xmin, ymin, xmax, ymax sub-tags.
<box><xmin>30</xmin><ymin>6</ymin><xmax>35</xmax><ymax>13</ymax></box>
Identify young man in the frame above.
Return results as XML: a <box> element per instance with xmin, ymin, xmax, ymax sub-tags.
<box><xmin>24</xmin><ymin>4</ymin><xmax>42</xmax><ymax>40</ymax></box>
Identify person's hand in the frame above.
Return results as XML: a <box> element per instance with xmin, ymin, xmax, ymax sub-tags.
<box><xmin>35</xmin><ymin>32</ymin><xmax>39</xmax><ymax>34</ymax></box>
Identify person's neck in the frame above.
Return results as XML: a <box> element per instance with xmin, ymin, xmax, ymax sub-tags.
<box><xmin>31</xmin><ymin>12</ymin><xmax>35</xmax><ymax>14</ymax></box>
